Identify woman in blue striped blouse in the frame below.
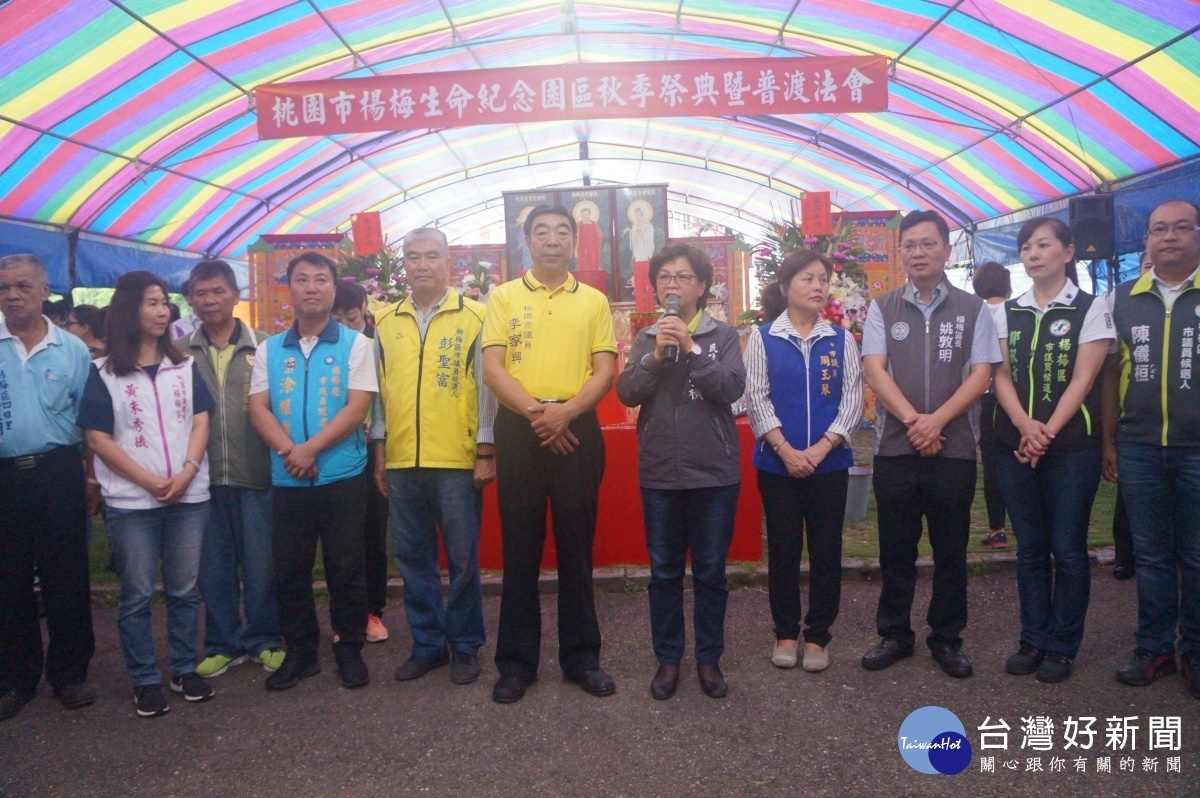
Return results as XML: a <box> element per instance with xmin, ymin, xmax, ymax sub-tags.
<box><xmin>745</xmin><ymin>249</ymin><xmax>864</xmax><ymax>673</ymax></box>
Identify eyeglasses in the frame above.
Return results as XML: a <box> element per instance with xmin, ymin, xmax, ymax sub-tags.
<box><xmin>0</xmin><ymin>281</ymin><xmax>38</xmax><ymax>295</ymax></box>
<box><xmin>656</xmin><ymin>272</ymin><xmax>697</xmax><ymax>285</ymax></box>
<box><xmin>899</xmin><ymin>240</ymin><xmax>944</xmax><ymax>254</ymax></box>
<box><xmin>1147</xmin><ymin>222</ymin><xmax>1200</xmax><ymax>237</ymax></box>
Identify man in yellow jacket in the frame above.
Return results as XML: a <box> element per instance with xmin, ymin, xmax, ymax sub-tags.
<box><xmin>370</xmin><ymin>227</ymin><xmax>497</xmax><ymax>686</ymax></box>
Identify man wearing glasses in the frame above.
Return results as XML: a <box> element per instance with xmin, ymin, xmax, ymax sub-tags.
<box><xmin>859</xmin><ymin>210</ymin><xmax>1000</xmax><ymax>679</ymax></box>
<box><xmin>1104</xmin><ymin>199</ymin><xmax>1200</xmax><ymax>700</ymax></box>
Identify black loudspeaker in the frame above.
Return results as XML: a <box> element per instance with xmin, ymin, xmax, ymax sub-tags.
<box><xmin>1070</xmin><ymin>195</ymin><xmax>1115</xmax><ymax>260</ymax></box>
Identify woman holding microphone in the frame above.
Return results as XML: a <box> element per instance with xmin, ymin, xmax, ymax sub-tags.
<box><xmin>617</xmin><ymin>243</ymin><xmax>746</xmax><ymax>700</ymax></box>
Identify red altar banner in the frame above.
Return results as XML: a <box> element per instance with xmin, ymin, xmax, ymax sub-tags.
<box><xmin>256</xmin><ymin>56</ymin><xmax>889</xmax><ymax>139</ymax></box>
<box><xmin>801</xmin><ymin>191</ymin><xmax>833</xmax><ymax>236</ymax></box>
<box><xmin>350</xmin><ymin>212</ymin><xmax>383</xmax><ymax>256</ymax></box>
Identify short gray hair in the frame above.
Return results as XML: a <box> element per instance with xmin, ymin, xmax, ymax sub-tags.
<box><xmin>402</xmin><ymin>227</ymin><xmax>449</xmax><ymax>256</ymax></box>
<box><xmin>0</xmin><ymin>253</ymin><xmax>48</xmax><ymax>284</ymax></box>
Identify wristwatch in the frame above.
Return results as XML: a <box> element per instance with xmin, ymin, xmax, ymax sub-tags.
<box><xmin>686</xmin><ymin>342</ymin><xmax>702</xmax><ymax>358</ymax></box>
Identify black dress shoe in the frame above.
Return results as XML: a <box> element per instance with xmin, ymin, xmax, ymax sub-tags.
<box><xmin>450</xmin><ymin>650</ymin><xmax>481</xmax><ymax>685</ymax></box>
<box><xmin>394</xmin><ymin>651</ymin><xmax>450</xmax><ymax>682</ymax></box>
<box><xmin>1113</xmin><ymin>564</ymin><xmax>1136</xmax><ymax>581</ymax></box>
<box><xmin>265</xmin><ymin>653</ymin><xmax>321</xmax><ymax>691</ymax></box>
<box><xmin>0</xmin><ymin>688</ymin><xmax>35</xmax><ymax>720</ymax></box>
<box><xmin>568</xmin><ymin>668</ymin><xmax>616</xmax><ymax>697</ymax></box>
<box><xmin>491</xmin><ymin>674</ymin><xmax>535</xmax><ymax>704</ymax></box>
<box><xmin>931</xmin><ymin>644</ymin><xmax>974</xmax><ymax>678</ymax></box>
<box><xmin>650</xmin><ymin>665</ymin><xmax>679</xmax><ymax>700</ymax></box>
<box><xmin>336</xmin><ymin>650</ymin><xmax>370</xmax><ymax>689</ymax></box>
<box><xmin>697</xmin><ymin>665</ymin><xmax>727</xmax><ymax>699</ymax></box>
<box><xmin>861</xmin><ymin>639</ymin><xmax>914</xmax><ymax>671</ymax></box>
<box><xmin>53</xmin><ymin>683</ymin><xmax>96</xmax><ymax>709</ymax></box>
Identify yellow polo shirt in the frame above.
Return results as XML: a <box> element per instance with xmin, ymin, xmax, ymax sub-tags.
<box><xmin>483</xmin><ymin>271</ymin><xmax>617</xmax><ymax>401</ymax></box>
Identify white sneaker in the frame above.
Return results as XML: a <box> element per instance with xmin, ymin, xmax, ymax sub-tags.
<box><xmin>803</xmin><ymin>643</ymin><xmax>830</xmax><ymax>673</ymax></box>
<box><xmin>771</xmin><ymin>641</ymin><xmax>799</xmax><ymax>669</ymax></box>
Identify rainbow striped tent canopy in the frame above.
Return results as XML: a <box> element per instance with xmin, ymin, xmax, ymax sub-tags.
<box><xmin>1</xmin><ymin>0</ymin><xmax>1198</xmax><ymax>284</ymax></box>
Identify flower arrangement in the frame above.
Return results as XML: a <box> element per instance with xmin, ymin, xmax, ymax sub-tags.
<box><xmin>738</xmin><ymin>202</ymin><xmax>879</xmax><ymax>338</ymax></box>
<box><xmin>340</xmin><ymin>239</ymin><xmax>408</xmax><ymax>311</ymax></box>
<box><xmin>823</xmin><ymin>272</ymin><xmax>870</xmax><ymax>335</ymax></box>
<box><xmin>458</xmin><ymin>259</ymin><xmax>495</xmax><ymax>303</ymax></box>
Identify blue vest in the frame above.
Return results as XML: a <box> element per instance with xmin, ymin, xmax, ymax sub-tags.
<box><xmin>265</xmin><ymin>320</ymin><xmax>366</xmax><ymax>487</ymax></box>
<box><xmin>753</xmin><ymin>326</ymin><xmax>854</xmax><ymax>476</ymax></box>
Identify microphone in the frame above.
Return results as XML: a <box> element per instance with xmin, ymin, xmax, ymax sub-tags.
<box><xmin>663</xmin><ymin>294</ymin><xmax>681</xmax><ymax>362</ymax></box>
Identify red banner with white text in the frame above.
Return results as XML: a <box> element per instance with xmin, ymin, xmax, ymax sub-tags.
<box><xmin>255</xmin><ymin>56</ymin><xmax>888</xmax><ymax>139</ymax></box>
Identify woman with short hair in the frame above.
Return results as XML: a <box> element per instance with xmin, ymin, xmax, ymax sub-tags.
<box><xmin>745</xmin><ymin>249</ymin><xmax>863</xmax><ymax>673</ymax></box>
<box><xmin>65</xmin><ymin>304</ymin><xmax>107</xmax><ymax>359</ymax></box>
<box><xmin>617</xmin><ymin>242</ymin><xmax>746</xmax><ymax>700</ymax></box>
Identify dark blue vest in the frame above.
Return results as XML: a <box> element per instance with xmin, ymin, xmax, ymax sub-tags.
<box><xmin>753</xmin><ymin>326</ymin><xmax>854</xmax><ymax>476</ymax></box>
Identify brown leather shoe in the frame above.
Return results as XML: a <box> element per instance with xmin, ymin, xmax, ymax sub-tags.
<box><xmin>650</xmin><ymin>665</ymin><xmax>679</xmax><ymax>700</ymax></box>
<box><xmin>697</xmin><ymin>664</ymin><xmax>727</xmax><ymax>698</ymax></box>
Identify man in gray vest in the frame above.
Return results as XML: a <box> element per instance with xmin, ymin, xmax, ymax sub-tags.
<box><xmin>860</xmin><ymin>210</ymin><xmax>1000</xmax><ymax>678</ymax></box>
<box><xmin>1104</xmin><ymin>199</ymin><xmax>1200</xmax><ymax>700</ymax></box>
<box><xmin>182</xmin><ymin>260</ymin><xmax>284</xmax><ymax>680</ymax></box>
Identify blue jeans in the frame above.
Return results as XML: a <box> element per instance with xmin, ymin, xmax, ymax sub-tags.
<box><xmin>387</xmin><ymin>469</ymin><xmax>485</xmax><ymax>658</ymax></box>
<box><xmin>641</xmin><ymin>484</ymin><xmax>740</xmax><ymax>666</ymax></box>
<box><xmin>198</xmin><ymin>486</ymin><xmax>281</xmax><ymax>658</ymax></box>
<box><xmin>1117</xmin><ymin>443</ymin><xmax>1200</xmax><ymax>657</ymax></box>
<box><xmin>995</xmin><ymin>449</ymin><xmax>1100</xmax><ymax>658</ymax></box>
<box><xmin>106</xmin><ymin>502</ymin><xmax>208</xmax><ymax>686</ymax></box>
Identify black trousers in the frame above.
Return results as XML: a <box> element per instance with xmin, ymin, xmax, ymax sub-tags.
<box><xmin>272</xmin><ymin>477</ymin><xmax>368</xmax><ymax>658</ymax></box>
<box><xmin>493</xmin><ymin>406</ymin><xmax>605</xmax><ymax>680</ymax></box>
<box><xmin>978</xmin><ymin>393</ymin><xmax>1007</xmax><ymax>531</ymax></box>
<box><xmin>0</xmin><ymin>451</ymin><xmax>94</xmax><ymax>694</ymax></box>
<box><xmin>759</xmin><ymin>468</ymin><xmax>848</xmax><ymax>647</ymax></box>
<box><xmin>362</xmin><ymin>445</ymin><xmax>389</xmax><ymax>617</ymax></box>
<box><xmin>1112</xmin><ymin>486</ymin><xmax>1135</xmax><ymax>569</ymax></box>
<box><xmin>873</xmin><ymin>455</ymin><xmax>976</xmax><ymax>649</ymax></box>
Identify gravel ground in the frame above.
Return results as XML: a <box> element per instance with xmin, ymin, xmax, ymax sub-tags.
<box><xmin>2</xmin><ymin>570</ymin><xmax>1197</xmax><ymax>798</ymax></box>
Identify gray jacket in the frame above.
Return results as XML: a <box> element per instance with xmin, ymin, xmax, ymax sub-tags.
<box><xmin>184</xmin><ymin>320</ymin><xmax>272</xmax><ymax>489</ymax></box>
<box><xmin>616</xmin><ymin>313</ymin><xmax>746</xmax><ymax>490</ymax></box>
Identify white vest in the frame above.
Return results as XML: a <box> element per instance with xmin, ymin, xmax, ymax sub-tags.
<box><xmin>93</xmin><ymin>356</ymin><xmax>210</xmax><ymax>509</ymax></box>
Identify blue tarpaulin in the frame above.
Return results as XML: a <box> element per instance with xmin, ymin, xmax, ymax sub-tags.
<box><xmin>75</xmin><ymin>235</ymin><xmax>200</xmax><ymax>292</ymax></box>
<box><xmin>0</xmin><ymin>218</ymin><xmax>71</xmax><ymax>294</ymax></box>
<box><xmin>972</xmin><ymin>159</ymin><xmax>1200</xmax><ymax>291</ymax></box>
<box><xmin>74</xmin><ymin>235</ymin><xmax>248</xmax><ymax>295</ymax></box>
